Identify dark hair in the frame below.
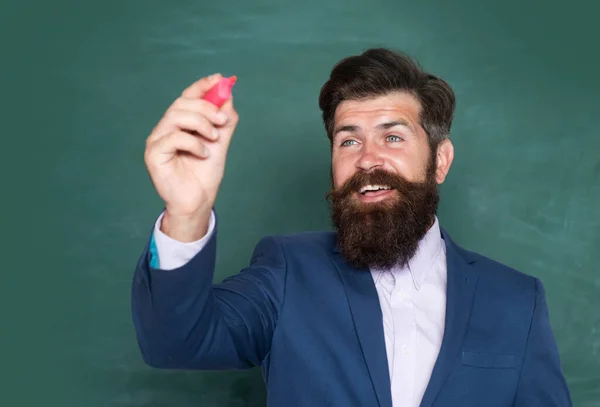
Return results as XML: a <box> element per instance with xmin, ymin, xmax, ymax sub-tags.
<box><xmin>318</xmin><ymin>48</ymin><xmax>455</xmax><ymax>151</ymax></box>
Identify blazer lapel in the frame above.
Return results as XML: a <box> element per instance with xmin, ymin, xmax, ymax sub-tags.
<box><xmin>329</xmin><ymin>249</ymin><xmax>393</xmax><ymax>407</ymax></box>
<box><xmin>419</xmin><ymin>228</ymin><xmax>479</xmax><ymax>407</ymax></box>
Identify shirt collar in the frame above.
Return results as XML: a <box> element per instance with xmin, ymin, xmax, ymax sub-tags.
<box><xmin>371</xmin><ymin>216</ymin><xmax>444</xmax><ymax>291</ymax></box>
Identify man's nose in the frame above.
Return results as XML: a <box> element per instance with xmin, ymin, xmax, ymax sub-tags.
<box><xmin>356</xmin><ymin>143</ymin><xmax>384</xmax><ymax>171</ymax></box>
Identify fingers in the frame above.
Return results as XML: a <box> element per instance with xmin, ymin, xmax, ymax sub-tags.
<box><xmin>169</xmin><ymin>110</ymin><xmax>219</xmax><ymax>141</ymax></box>
<box><xmin>180</xmin><ymin>73</ymin><xmax>239</xmax><ymax>129</ymax></box>
<box><xmin>151</xmin><ymin>130</ymin><xmax>210</xmax><ymax>160</ymax></box>
<box><xmin>181</xmin><ymin>73</ymin><xmax>223</xmax><ymax>99</ymax></box>
<box><xmin>147</xmin><ymin>73</ymin><xmax>239</xmax><ymax>153</ymax></box>
<box><xmin>150</xmin><ymin>97</ymin><xmax>228</xmax><ymax>143</ymax></box>
<box><xmin>170</xmin><ymin>97</ymin><xmax>228</xmax><ymax>126</ymax></box>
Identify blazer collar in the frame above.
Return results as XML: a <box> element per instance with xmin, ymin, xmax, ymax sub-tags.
<box><xmin>329</xmin><ymin>226</ymin><xmax>478</xmax><ymax>407</ymax></box>
<box><xmin>419</xmin><ymin>227</ymin><xmax>478</xmax><ymax>407</ymax></box>
<box><xmin>329</xmin><ymin>250</ymin><xmax>393</xmax><ymax>407</ymax></box>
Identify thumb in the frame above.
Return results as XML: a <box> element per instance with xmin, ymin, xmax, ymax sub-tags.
<box><xmin>215</xmin><ymin>96</ymin><xmax>239</xmax><ymax>148</ymax></box>
<box><xmin>219</xmin><ymin>96</ymin><xmax>239</xmax><ymax>130</ymax></box>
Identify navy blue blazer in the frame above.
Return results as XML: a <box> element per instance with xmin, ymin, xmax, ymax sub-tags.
<box><xmin>131</xmin><ymin>215</ymin><xmax>572</xmax><ymax>406</ymax></box>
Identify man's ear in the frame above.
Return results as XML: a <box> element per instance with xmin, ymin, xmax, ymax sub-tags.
<box><xmin>435</xmin><ymin>139</ymin><xmax>454</xmax><ymax>184</ymax></box>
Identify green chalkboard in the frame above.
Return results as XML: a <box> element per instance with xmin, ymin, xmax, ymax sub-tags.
<box><xmin>2</xmin><ymin>0</ymin><xmax>599</xmax><ymax>406</ymax></box>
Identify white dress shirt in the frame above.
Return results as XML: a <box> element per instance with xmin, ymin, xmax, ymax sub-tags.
<box><xmin>152</xmin><ymin>211</ymin><xmax>447</xmax><ymax>407</ymax></box>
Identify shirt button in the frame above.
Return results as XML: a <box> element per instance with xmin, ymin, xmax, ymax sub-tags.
<box><xmin>402</xmin><ymin>345</ymin><xmax>409</xmax><ymax>355</ymax></box>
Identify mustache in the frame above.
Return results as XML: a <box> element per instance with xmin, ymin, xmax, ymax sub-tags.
<box><xmin>327</xmin><ymin>168</ymin><xmax>427</xmax><ymax>202</ymax></box>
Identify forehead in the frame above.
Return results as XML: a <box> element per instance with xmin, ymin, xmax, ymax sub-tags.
<box><xmin>334</xmin><ymin>92</ymin><xmax>422</xmax><ymax>125</ymax></box>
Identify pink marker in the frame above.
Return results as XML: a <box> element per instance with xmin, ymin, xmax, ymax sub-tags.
<box><xmin>202</xmin><ymin>75</ymin><xmax>237</xmax><ymax>107</ymax></box>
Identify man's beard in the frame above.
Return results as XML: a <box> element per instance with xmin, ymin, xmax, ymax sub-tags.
<box><xmin>326</xmin><ymin>156</ymin><xmax>439</xmax><ymax>270</ymax></box>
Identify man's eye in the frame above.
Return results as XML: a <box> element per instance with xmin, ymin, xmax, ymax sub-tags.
<box><xmin>341</xmin><ymin>139</ymin><xmax>357</xmax><ymax>147</ymax></box>
<box><xmin>387</xmin><ymin>135</ymin><xmax>403</xmax><ymax>142</ymax></box>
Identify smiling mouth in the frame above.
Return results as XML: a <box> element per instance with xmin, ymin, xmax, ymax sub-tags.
<box><xmin>355</xmin><ymin>184</ymin><xmax>396</xmax><ymax>202</ymax></box>
<box><xmin>359</xmin><ymin>184</ymin><xmax>392</xmax><ymax>195</ymax></box>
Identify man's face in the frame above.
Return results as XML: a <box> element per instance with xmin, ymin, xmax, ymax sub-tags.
<box><xmin>328</xmin><ymin>92</ymin><xmax>453</xmax><ymax>269</ymax></box>
<box><xmin>331</xmin><ymin>92</ymin><xmax>439</xmax><ymax>192</ymax></box>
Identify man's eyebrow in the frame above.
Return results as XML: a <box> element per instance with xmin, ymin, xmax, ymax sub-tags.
<box><xmin>376</xmin><ymin>120</ymin><xmax>414</xmax><ymax>132</ymax></box>
<box><xmin>333</xmin><ymin>125</ymin><xmax>359</xmax><ymax>137</ymax></box>
<box><xmin>333</xmin><ymin>120</ymin><xmax>414</xmax><ymax>139</ymax></box>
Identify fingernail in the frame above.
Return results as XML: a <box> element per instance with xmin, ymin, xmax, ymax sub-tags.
<box><xmin>212</xmin><ymin>128</ymin><xmax>219</xmax><ymax>139</ymax></box>
<box><xmin>216</xmin><ymin>112</ymin><xmax>227</xmax><ymax>123</ymax></box>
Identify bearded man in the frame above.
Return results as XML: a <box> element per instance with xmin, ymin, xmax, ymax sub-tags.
<box><xmin>132</xmin><ymin>48</ymin><xmax>572</xmax><ymax>407</ymax></box>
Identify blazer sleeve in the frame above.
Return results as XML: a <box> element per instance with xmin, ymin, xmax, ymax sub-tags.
<box><xmin>513</xmin><ymin>278</ymin><xmax>573</xmax><ymax>406</ymax></box>
<box><xmin>131</xmin><ymin>218</ymin><xmax>287</xmax><ymax>370</ymax></box>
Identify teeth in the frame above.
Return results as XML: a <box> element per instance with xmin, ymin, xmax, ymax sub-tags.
<box><xmin>360</xmin><ymin>184</ymin><xmax>391</xmax><ymax>194</ymax></box>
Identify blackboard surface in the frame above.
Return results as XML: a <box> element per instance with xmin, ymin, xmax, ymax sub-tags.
<box><xmin>2</xmin><ymin>0</ymin><xmax>598</xmax><ymax>406</ymax></box>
